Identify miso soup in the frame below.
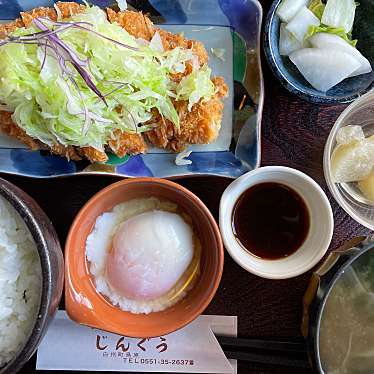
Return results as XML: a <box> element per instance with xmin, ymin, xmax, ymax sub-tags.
<box><xmin>319</xmin><ymin>250</ymin><xmax>374</xmax><ymax>374</ymax></box>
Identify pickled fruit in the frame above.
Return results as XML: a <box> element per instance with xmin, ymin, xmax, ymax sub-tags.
<box><xmin>358</xmin><ymin>170</ymin><xmax>374</xmax><ymax>202</ymax></box>
<box><xmin>331</xmin><ymin>137</ymin><xmax>374</xmax><ymax>183</ymax></box>
<box><xmin>336</xmin><ymin>125</ymin><xmax>365</xmax><ymax>145</ymax></box>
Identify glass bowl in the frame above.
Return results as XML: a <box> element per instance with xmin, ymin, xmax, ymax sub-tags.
<box><xmin>324</xmin><ymin>91</ymin><xmax>374</xmax><ymax>230</ymax></box>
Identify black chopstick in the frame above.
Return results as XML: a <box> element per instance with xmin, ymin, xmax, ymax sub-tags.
<box><xmin>216</xmin><ymin>336</ymin><xmax>311</xmax><ymax>369</ymax></box>
<box><xmin>217</xmin><ymin>336</ymin><xmax>308</xmax><ymax>353</ymax></box>
<box><xmin>222</xmin><ymin>349</ymin><xmax>311</xmax><ymax>368</ymax></box>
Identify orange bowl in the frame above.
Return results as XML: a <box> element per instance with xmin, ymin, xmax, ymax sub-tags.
<box><xmin>65</xmin><ymin>178</ymin><xmax>224</xmax><ymax>338</ymax></box>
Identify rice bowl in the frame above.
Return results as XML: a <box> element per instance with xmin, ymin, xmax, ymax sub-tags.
<box><xmin>0</xmin><ymin>195</ymin><xmax>42</xmax><ymax>368</ymax></box>
<box><xmin>0</xmin><ymin>177</ymin><xmax>64</xmax><ymax>374</ymax></box>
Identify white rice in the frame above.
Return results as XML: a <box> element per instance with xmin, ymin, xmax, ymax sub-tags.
<box><xmin>0</xmin><ymin>196</ymin><xmax>42</xmax><ymax>367</ymax></box>
<box><xmin>86</xmin><ymin>197</ymin><xmax>194</xmax><ymax>314</ymax></box>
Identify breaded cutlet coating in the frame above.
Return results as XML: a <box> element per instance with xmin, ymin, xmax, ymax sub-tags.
<box><xmin>212</xmin><ymin>76</ymin><xmax>229</xmax><ymax>98</ymax></box>
<box><xmin>145</xmin><ymin>97</ymin><xmax>225</xmax><ymax>152</ymax></box>
<box><xmin>79</xmin><ymin>147</ymin><xmax>108</xmax><ymax>163</ymax></box>
<box><xmin>0</xmin><ymin>111</ymin><xmax>41</xmax><ymax>150</ymax></box>
<box><xmin>0</xmin><ymin>111</ymin><xmax>106</xmax><ymax>162</ymax></box>
<box><xmin>0</xmin><ymin>19</ymin><xmax>24</xmax><ymax>39</ymax></box>
<box><xmin>145</xmin><ymin>78</ymin><xmax>228</xmax><ymax>152</ymax></box>
<box><xmin>107</xmin><ymin>8</ymin><xmax>208</xmax><ymax>67</ymax></box>
<box><xmin>51</xmin><ymin>144</ymin><xmax>82</xmax><ymax>161</ymax></box>
<box><xmin>20</xmin><ymin>2</ymin><xmax>86</xmax><ymax>27</ymax></box>
<box><xmin>55</xmin><ymin>1</ymin><xmax>87</xmax><ymax>18</ymax></box>
<box><xmin>106</xmin><ymin>8</ymin><xmax>154</xmax><ymax>40</ymax></box>
<box><xmin>109</xmin><ymin>130</ymin><xmax>147</xmax><ymax>157</ymax></box>
<box><xmin>20</xmin><ymin>8</ymin><xmax>57</xmax><ymax>27</ymax></box>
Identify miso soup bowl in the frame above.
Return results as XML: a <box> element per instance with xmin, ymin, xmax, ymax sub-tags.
<box><xmin>219</xmin><ymin>166</ymin><xmax>334</xmax><ymax>279</ymax></box>
<box><xmin>302</xmin><ymin>236</ymin><xmax>374</xmax><ymax>373</ymax></box>
<box><xmin>65</xmin><ymin>178</ymin><xmax>224</xmax><ymax>338</ymax></box>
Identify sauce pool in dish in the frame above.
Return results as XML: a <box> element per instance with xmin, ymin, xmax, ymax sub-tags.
<box><xmin>232</xmin><ymin>182</ymin><xmax>310</xmax><ymax>260</ymax></box>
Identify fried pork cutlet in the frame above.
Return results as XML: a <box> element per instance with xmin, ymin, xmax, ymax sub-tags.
<box><xmin>145</xmin><ymin>96</ymin><xmax>226</xmax><ymax>152</ymax></box>
<box><xmin>0</xmin><ymin>111</ymin><xmax>40</xmax><ymax>150</ymax></box>
<box><xmin>0</xmin><ymin>19</ymin><xmax>24</xmax><ymax>39</ymax></box>
<box><xmin>145</xmin><ymin>77</ymin><xmax>228</xmax><ymax>152</ymax></box>
<box><xmin>0</xmin><ymin>2</ymin><xmax>228</xmax><ymax>162</ymax></box>
<box><xmin>51</xmin><ymin>144</ymin><xmax>82</xmax><ymax>161</ymax></box>
<box><xmin>106</xmin><ymin>8</ymin><xmax>154</xmax><ymax>40</ymax></box>
<box><xmin>79</xmin><ymin>147</ymin><xmax>108</xmax><ymax>163</ymax></box>
<box><xmin>109</xmin><ymin>130</ymin><xmax>147</xmax><ymax>157</ymax></box>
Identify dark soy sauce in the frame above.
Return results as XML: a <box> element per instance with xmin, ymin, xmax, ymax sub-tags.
<box><xmin>232</xmin><ymin>182</ymin><xmax>310</xmax><ymax>260</ymax></box>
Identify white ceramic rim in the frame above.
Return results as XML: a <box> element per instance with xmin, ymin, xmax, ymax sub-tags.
<box><xmin>323</xmin><ymin>91</ymin><xmax>374</xmax><ymax>231</ymax></box>
<box><xmin>219</xmin><ymin>166</ymin><xmax>334</xmax><ymax>279</ymax></box>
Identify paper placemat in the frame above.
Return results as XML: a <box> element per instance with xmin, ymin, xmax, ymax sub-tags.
<box><xmin>37</xmin><ymin>311</ymin><xmax>237</xmax><ymax>373</ymax></box>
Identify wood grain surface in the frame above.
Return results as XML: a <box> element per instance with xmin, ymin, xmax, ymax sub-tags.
<box><xmin>1</xmin><ymin>0</ymin><xmax>371</xmax><ymax>373</ymax></box>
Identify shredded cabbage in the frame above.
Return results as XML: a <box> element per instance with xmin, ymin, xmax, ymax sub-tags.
<box><xmin>175</xmin><ymin>149</ymin><xmax>192</xmax><ymax>166</ymax></box>
<box><xmin>176</xmin><ymin>66</ymin><xmax>215</xmax><ymax>111</ymax></box>
<box><xmin>116</xmin><ymin>0</ymin><xmax>127</xmax><ymax>12</ymax></box>
<box><xmin>0</xmin><ymin>5</ymin><xmax>214</xmax><ymax>151</ymax></box>
<box><xmin>210</xmin><ymin>48</ymin><xmax>226</xmax><ymax>61</ymax></box>
<box><xmin>306</xmin><ymin>25</ymin><xmax>357</xmax><ymax>47</ymax></box>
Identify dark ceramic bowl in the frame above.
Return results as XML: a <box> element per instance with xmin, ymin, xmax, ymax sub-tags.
<box><xmin>264</xmin><ymin>0</ymin><xmax>374</xmax><ymax>104</ymax></box>
<box><xmin>302</xmin><ymin>236</ymin><xmax>373</xmax><ymax>373</ymax></box>
<box><xmin>0</xmin><ymin>178</ymin><xmax>64</xmax><ymax>374</ymax></box>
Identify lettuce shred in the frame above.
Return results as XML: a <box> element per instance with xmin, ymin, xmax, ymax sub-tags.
<box><xmin>176</xmin><ymin>66</ymin><xmax>215</xmax><ymax>111</ymax></box>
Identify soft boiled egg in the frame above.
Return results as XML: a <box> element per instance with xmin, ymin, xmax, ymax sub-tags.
<box><xmin>105</xmin><ymin>210</ymin><xmax>194</xmax><ymax>301</ymax></box>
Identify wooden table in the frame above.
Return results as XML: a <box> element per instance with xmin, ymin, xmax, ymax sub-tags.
<box><xmin>2</xmin><ymin>0</ymin><xmax>371</xmax><ymax>373</ymax></box>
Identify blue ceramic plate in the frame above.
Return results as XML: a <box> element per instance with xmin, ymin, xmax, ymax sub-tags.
<box><xmin>0</xmin><ymin>0</ymin><xmax>264</xmax><ymax>178</ymax></box>
<box><xmin>264</xmin><ymin>0</ymin><xmax>374</xmax><ymax>104</ymax></box>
